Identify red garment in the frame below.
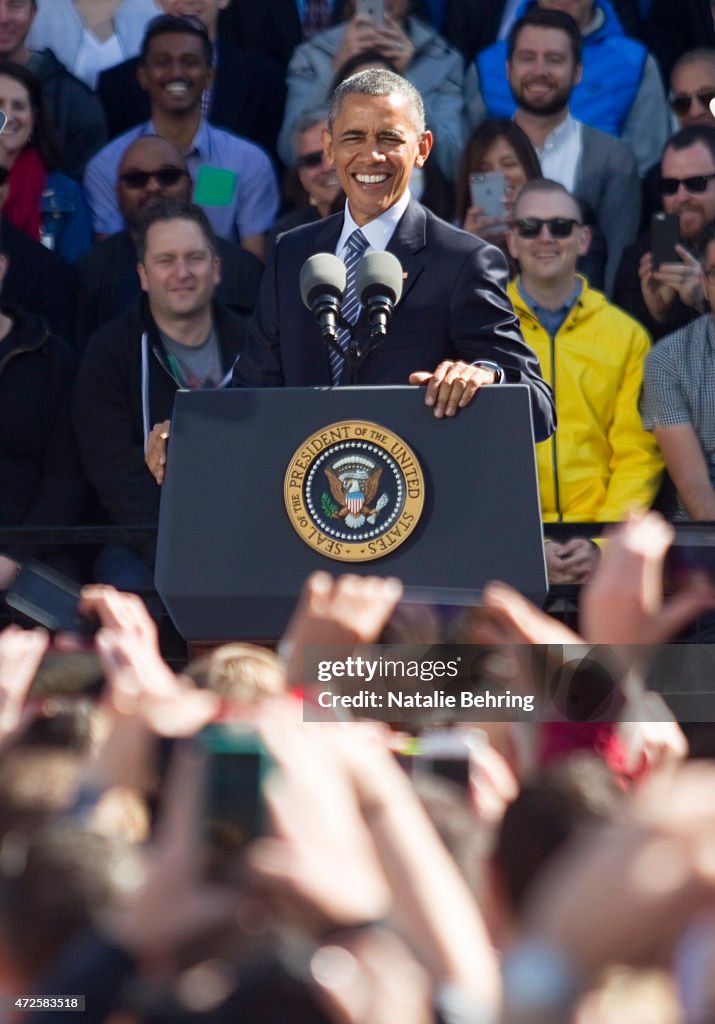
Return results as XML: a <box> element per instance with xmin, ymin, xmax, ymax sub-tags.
<box><xmin>3</xmin><ymin>146</ymin><xmax>47</xmax><ymax>242</ymax></box>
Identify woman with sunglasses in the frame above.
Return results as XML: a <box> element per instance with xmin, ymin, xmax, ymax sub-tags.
<box><xmin>0</xmin><ymin>62</ymin><xmax>92</xmax><ymax>265</ymax></box>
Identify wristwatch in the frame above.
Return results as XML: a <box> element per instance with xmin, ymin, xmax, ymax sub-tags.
<box><xmin>472</xmin><ymin>361</ymin><xmax>504</xmax><ymax>383</ymax></box>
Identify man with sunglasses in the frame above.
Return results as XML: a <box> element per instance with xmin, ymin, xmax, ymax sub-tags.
<box><xmin>75</xmin><ymin>134</ymin><xmax>263</xmax><ymax>347</ymax></box>
<box><xmin>642</xmin><ymin>220</ymin><xmax>715</xmax><ymax>522</ymax></box>
<box><xmin>641</xmin><ymin>48</ymin><xmax>715</xmax><ymax>230</ymax></box>
<box><xmin>507</xmin><ymin>179</ymin><xmax>662</xmax><ymax>583</ymax></box>
<box><xmin>614</xmin><ymin>125</ymin><xmax>715</xmax><ymax>341</ymax></box>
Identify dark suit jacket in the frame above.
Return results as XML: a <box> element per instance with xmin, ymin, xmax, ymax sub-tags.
<box><xmin>96</xmin><ymin>41</ymin><xmax>286</xmax><ymax>160</ymax></box>
<box><xmin>234</xmin><ymin>200</ymin><xmax>555</xmax><ymax>442</ymax></box>
<box><xmin>217</xmin><ymin>0</ymin><xmax>304</xmax><ymax>68</ymax></box>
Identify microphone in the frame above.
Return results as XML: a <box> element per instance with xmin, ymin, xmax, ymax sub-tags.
<box><xmin>355</xmin><ymin>250</ymin><xmax>403</xmax><ymax>337</ymax></box>
<box><xmin>299</xmin><ymin>253</ymin><xmax>346</xmax><ymax>340</ymax></box>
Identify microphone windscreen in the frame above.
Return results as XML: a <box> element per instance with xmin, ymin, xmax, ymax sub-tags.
<box><xmin>299</xmin><ymin>252</ymin><xmax>347</xmax><ymax>309</ymax></box>
<box><xmin>355</xmin><ymin>250</ymin><xmax>404</xmax><ymax>304</ymax></box>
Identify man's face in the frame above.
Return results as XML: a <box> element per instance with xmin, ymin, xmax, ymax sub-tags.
<box><xmin>0</xmin><ymin>0</ymin><xmax>34</xmax><ymax>61</ymax></box>
<box><xmin>138</xmin><ymin>218</ymin><xmax>220</xmax><ymax>321</ymax></box>
<box><xmin>661</xmin><ymin>141</ymin><xmax>715</xmax><ymax>241</ymax></box>
<box><xmin>156</xmin><ymin>0</ymin><xmax>229</xmax><ymax>35</ymax></box>
<box><xmin>137</xmin><ymin>32</ymin><xmax>212</xmax><ymax>116</ymax></box>
<box><xmin>117</xmin><ymin>138</ymin><xmax>192</xmax><ymax>230</ymax></box>
<box><xmin>508</xmin><ymin>26</ymin><xmax>581</xmax><ymax>118</ymax></box>
<box><xmin>670</xmin><ymin>59</ymin><xmax>715</xmax><ymax>128</ymax></box>
<box><xmin>537</xmin><ymin>0</ymin><xmax>593</xmax><ymax>30</ymax></box>
<box><xmin>507</xmin><ymin>188</ymin><xmax>590</xmax><ymax>288</ymax></box>
<box><xmin>324</xmin><ymin>91</ymin><xmax>431</xmax><ymax>226</ymax></box>
<box><xmin>295</xmin><ymin>121</ymin><xmax>340</xmax><ymax>211</ymax></box>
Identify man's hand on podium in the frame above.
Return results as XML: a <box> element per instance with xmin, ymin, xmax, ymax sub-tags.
<box><xmin>146</xmin><ymin>419</ymin><xmax>171</xmax><ymax>484</ymax></box>
<box><xmin>409</xmin><ymin>360</ymin><xmax>497</xmax><ymax>419</ymax></box>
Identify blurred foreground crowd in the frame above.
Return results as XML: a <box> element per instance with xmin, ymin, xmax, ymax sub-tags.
<box><xmin>1</xmin><ymin>512</ymin><xmax>715</xmax><ymax>1023</ymax></box>
<box><xmin>5</xmin><ymin>0</ymin><xmax>715</xmax><ymax>593</ymax></box>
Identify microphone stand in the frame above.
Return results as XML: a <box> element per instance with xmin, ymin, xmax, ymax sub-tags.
<box><xmin>335</xmin><ymin>315</ymin><xmax>388</xmax><ymax>386</ymax></box>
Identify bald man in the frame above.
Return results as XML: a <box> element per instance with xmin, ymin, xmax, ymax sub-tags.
<box><xmin>76</xmin><ymin>134</ymin><xmax>263</xmax><ymax>347</ymax></box>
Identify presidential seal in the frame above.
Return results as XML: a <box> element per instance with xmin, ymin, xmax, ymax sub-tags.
<box><xmin>284</xmin><ymin>420</ymin><xmax>425</xmax><ymax>562</ymax></box>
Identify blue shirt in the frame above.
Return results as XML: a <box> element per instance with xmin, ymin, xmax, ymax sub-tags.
<box><xmin>84</xmin><ymin>119</ymin><xmax>280</xmax><ymax>243</ymax></box>
<box><xmin>518</xmin><ymin>279</ymin><xmax>583</xmax><ymax>339</ymax></box>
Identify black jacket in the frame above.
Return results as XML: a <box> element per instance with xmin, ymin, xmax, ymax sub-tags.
<box><xmin>2</xmin><ymin>219</ymin><xmax>77</xmax><ymax>344</ymax></box>
<box><xmin>30</xmin><ymin>48</ymin><xmax>107</xmax><ymax>180</ymax></box>
<box><xmin>0</xmin><ymin>309</ymin><xmax>83</xmax><ymax>557</ymax></box>
<box><xmin>73</xmin><ymin>299</ymin><xmax>249</xmax><ymax>557</ymax></box>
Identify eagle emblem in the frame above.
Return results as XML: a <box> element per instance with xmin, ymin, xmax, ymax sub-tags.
<box><xmin>323</xmin><ymin>455</ymin><xmax>389</xmax><ymax>529</ymax></box>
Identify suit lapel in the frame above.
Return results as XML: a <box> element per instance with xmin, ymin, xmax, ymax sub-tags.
<box><xmin>386</xmin><ymin>200</ymin><xmax>427</xmax><ymax>305</ymax></box>
<box><xmin>299</xmin><ymin>213</ymin><xmax>345</xmax><ymax>383</ymax></box>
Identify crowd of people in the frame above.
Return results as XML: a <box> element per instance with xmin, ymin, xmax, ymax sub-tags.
<box><xmin>1</xmin><ymin>0</ymin><xmax>715</xmax><ymax>593</ymax></box>
<box><xmin>4</xmin><ymin>0</ymin><xmax>715</xmax><ymax>1017</ymax></box>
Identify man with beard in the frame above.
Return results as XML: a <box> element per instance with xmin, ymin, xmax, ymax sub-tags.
<box><xmin>75</xmin><ymin>134</ymin><xmax>263</xmax><ymax>347</ymax></box>
<box><xmin>505</xmin><ymin>7</ymin><xmax>640</xmax><ymax>295</ymax></box>
<box><xmin>614</xmin><ymin>126</ymin><xmax>715</xmax><ymax>341</ymax></box>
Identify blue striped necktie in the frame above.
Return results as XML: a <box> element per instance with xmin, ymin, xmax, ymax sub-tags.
<box><xmin>331</xmin><ymin>227</ymin><xmax>369</xmax><ymax>385</ymax></box>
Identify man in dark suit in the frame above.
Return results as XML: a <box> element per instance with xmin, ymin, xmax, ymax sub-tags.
<box><xmin>233</xmin><ymin>68</ymin><xmax>554</xmax><ymax>437</ymax></box>
<box><xmin>97</xmin><ymin>0</ymin><xmax>285</xmax><ymax>161</ymax></box>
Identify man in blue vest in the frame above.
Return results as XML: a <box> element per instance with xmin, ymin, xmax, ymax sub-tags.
<box><xmin>470</xmin><ymin>0</ymin><xmax>669</xmax><ymax>177</ymax></box>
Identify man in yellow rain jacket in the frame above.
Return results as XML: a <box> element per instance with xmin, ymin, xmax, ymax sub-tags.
<box><xmin>506</xmin><ymin>178</ymin><xmax>663</xmax><ymax>584</ymax></box>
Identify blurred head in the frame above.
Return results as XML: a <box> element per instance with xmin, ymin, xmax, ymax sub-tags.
<box><xmin>455</xmin><ymin>118</ymin><xmax>541</xmax><ymax>223</ymax></box>
<box><xmin>138</xmin><ymin>15</ymin><xmax>213</xmax><ymax>116</ymax></box>
<box><xmin>117</xmin><ymin>134</ymin><xmax>192</xmax><ymax>231</ymax></box>
<box><xmin>507</xmin><ymin>9</ymin><xmax>582</xmax><ymax>118</ymax></box>
<box><xmin>670</xmin><ymin>49</ymin><xmax>715</xmax><ymax>128</ymax></box>
<box><xmin>136</xmin><ymin>197</ymin><xmax>220</xmax><ymax>322</ymax></box>
<box><xmin>185</xmin><ymin>643</ymin><xmax>286</xmax><ymax>702</ymax></box>
<box><xmin>0</xmin><ymin>60</ymin><xmax>58</xmax><ymax>169</ymax></box>
<box><xmin>537</xmin><ymin>0</ymin><xmax>593</xmax><ymax>30</ymax></box>
<box><xmin>289</xmin><ymin>111</ymin><xmax>340</xmax><ymax>217</ymax></box>
<box><xmin>326</xmin><ymin>68</ymin><xmax>431</xmax><ymax>225</ymax></box>
<box><xmin>155</xmin><ymin>0</ymin><xmax>229</xmax><ymax>39</ymax></box>
<box><xmin>493</xmin><ymin>754</ymin><xmax>622</xmax><ymax>921</ymax></box>
<box><xmin>660</xmin><ymin>126</ymin><xmax>715</xmax><ymax>241</ymax></box>
<box><xmin>330</xmin><ymin>48</ymin><xmax>397</xmax><ymax>96</ymax></box>
<box><xmin>0</xmin><ymin>0</ymin><xmax>35</xmax><ymax>63</ymax></box>
<box><xmin>508</xmin><ymin>178</ymin><xmax>590</xmax><ymax>289</ymax></box>
<box><xmin>0</xmin><ymin>823</ymin><xmax>122</xmax><ymax>985</ymax></box>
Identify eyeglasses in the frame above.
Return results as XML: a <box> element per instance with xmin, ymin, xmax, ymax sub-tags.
<box><xmin>0</xmin><ymin>166</ymin><xmax>9</xmax><ymax>186</ymax></box>
<box><xmin>514</xmin><ymin>217</ymin><xmax>581</xmax><ymax>238</ymax></box>
<box><xmin>669</xmin><ymin>89</ymin><xmax>715</xmax><ymax>117</ymax></box>
<box><xmin>119</xmin><ymin>167</ymin><xmax>190</xmax><ymax>189</ymax></box>
<box><xmin>295</xmin><ymin>149</ymin><xmax>325</xmax><ymax>169</ymax></box>
<box><xmin>659</xmin><ymin>172</ymin><xmax>715</xmax><ymax>195</ymax></box>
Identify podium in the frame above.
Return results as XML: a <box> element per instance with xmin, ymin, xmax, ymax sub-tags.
<box><xmin>155</xmin><ymin>385</ymin><xmax>546</xmax><ymax>641</ymax></box>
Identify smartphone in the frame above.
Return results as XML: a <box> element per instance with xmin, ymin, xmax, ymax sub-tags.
<box><xmin>198</xmin><ymin>723</ymin><xmax>273</xmax><ymax>879</ymax></box>
<box><xmin>412</xmin><ymin>728</ymin><xmax>486</xmax><ymax>792</ymax></box>
<box><xmin>651</xmin><ymin>211</ymin><xmax>680</xmax><ymax>269</ymax></box>
<box><xmin>5</xmin><ymin>562</ymin><xmax>96</xmax><ymax>635</ymax></box>
<box><xmin>0</xmin><ymin>112</ymin><xmax>7</xmax><ymax>136</ymax></box>
<box><xmin>469</xmin><ymin>172</ymin><xmax>506</xmax><ymax>219</ymax></box>
<box><xmin>355</xmin><ymin>0</ymin><xmax>385</xmax><ymax>24</ymax></box>
<box><xmin>28</xmin><ymin>650</ymin><xmax>104</xmax><ymax>699</ymax></box>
